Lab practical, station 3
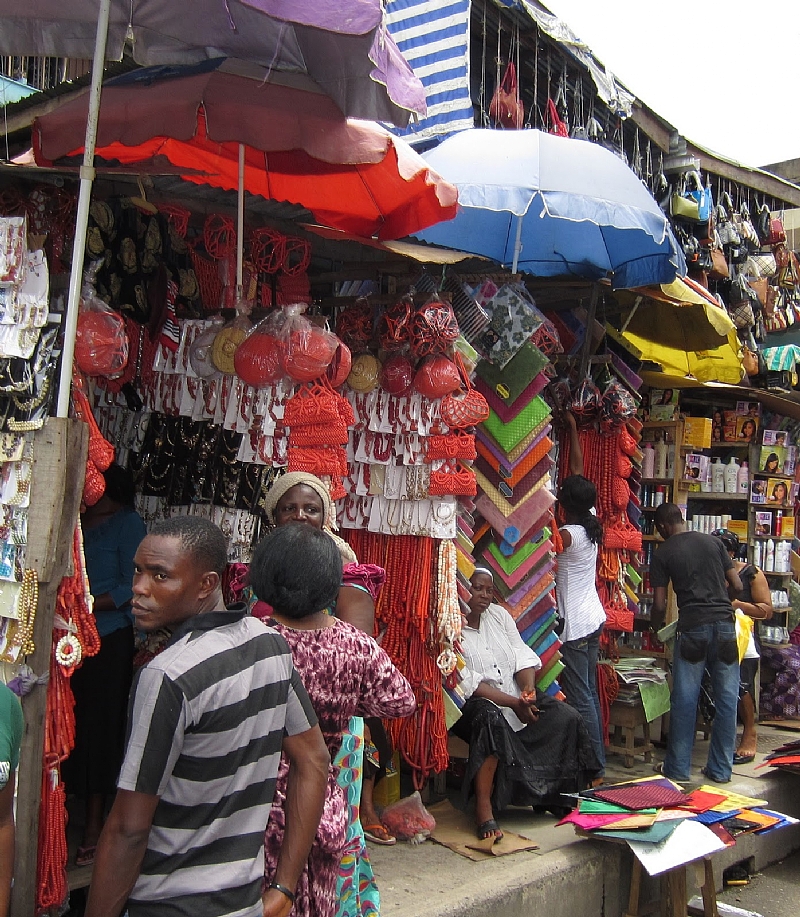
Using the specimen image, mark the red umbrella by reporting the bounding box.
[33,63,458,240]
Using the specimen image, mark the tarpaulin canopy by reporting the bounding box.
[0,0,426,125]
[33,63,458,240]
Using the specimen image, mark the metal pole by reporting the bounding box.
[55,0,112,417]
[236,143,245,299]
[510,214,523,274]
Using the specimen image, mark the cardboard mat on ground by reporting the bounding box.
[427,800,539,860]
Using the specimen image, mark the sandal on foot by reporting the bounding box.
[733,753,756,765]
[476,819,503,841]
[75,845,96,867]
[363,824,396,846]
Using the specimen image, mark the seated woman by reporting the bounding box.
[452,568,601,841]
[250,523,415,917]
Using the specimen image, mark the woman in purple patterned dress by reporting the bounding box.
[251,523,415,917]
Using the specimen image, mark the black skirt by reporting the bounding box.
[451,693,601,812]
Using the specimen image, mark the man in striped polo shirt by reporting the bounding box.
[85,516,329,917]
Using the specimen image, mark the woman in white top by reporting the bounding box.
[556,457,607,776]
[451,569,600,842]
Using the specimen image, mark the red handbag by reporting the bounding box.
[425,431,477,462]
[440,352,490,429]
[409,298,459,358]
[765,216,786,246]
[428,460,478,496]
[489,62,524,130]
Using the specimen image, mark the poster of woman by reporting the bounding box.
[736,416,759,443]
[767,479,790,505]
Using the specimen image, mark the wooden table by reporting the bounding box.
[625,855,719,917]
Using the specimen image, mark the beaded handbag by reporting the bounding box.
[73,389,115,472]
[428,460,477,497]
[284,380,343,428]
[440,352,489,429]
[425,431,477,462]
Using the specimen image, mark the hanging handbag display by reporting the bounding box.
[545,98,569,137]
[439,352,490,429]
[489,62,524,130]
[709,247,729,280]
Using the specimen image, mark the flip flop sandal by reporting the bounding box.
[363,824,396,846]
[75,845,97,867]
[733,753,756,765]
[476,819,503,841]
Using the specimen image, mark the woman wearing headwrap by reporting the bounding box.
[253,472,394,917]
[452,568,600,841]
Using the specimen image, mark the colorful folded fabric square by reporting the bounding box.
[537,657,564,690]
[476,429,553,486]
[591,820,682,845]
[693,809,740,825]
[479,288,545,368]
[518,601,557,640]
[477,470,551,519]
[482,396,551,452]
[476,487,556,547]
[506,554,554,606]
[505,570,554,618]
[677,789,727,813]
[593,784,691,811]
[483,538,553,590]
[475,371,548,422]
[476,454,554,507]
[488,537,538,575]
[492,551,553,600]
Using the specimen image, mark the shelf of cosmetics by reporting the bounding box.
[641,512,738,537]
[751,537,795,573]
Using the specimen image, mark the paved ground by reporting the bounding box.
[370,723,800,917]
[717,849,800,917]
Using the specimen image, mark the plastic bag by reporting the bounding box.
[74,262,129,378]
[189,316,225,378]
[380,354,415,396]
[380,791,436,843]
[413,355,460,400]
[570,375,601,422]
[270,303,338,383]
[234,316,287,387]
[211,301,253,375]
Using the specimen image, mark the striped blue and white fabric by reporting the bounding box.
[385,0,474,144]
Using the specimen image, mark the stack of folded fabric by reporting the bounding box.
[559,776,795,858]
[471,340,563,694]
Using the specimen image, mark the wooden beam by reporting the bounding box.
[12,418,88,917]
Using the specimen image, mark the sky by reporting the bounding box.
[542,0,800,169]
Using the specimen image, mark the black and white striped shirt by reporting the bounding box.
[118,609,317,917]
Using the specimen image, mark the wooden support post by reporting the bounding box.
[11,418,88,916]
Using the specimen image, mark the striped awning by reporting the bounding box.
[385,0,474,144]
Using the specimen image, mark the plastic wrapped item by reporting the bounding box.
[234,320,286,388]
[378,295,413,351]
[190,316,225,378]
[337,296,374,351]
[74,262,129,378]
[409,297,459,358]
[346,353,381,393]
[265,303,338,383]
[600,379,637,428]
[212,300,253,375]
[380,791,436,843]
[380,354,415,396]
[414,355,461,400]
[570,375,601,423]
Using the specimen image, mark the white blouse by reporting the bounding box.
[459,603,541,732]
[556,524,606,643]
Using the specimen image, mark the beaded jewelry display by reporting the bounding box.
[435,540,460,675]
[10,568,38,656]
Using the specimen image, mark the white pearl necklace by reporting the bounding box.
[435,539,461,675]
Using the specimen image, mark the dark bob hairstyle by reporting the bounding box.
[249,522,343,618]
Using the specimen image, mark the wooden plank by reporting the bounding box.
[12,418,88,917]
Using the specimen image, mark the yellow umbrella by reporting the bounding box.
[618,278,743,385]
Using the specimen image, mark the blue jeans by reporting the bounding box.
[560,626,606,773]
[664,619,739,782]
